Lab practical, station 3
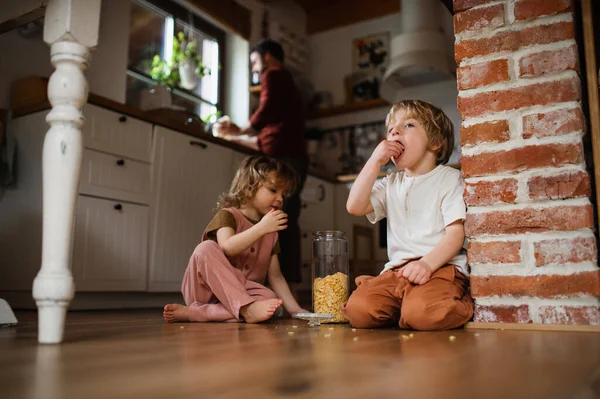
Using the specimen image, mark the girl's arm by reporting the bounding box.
[215,209,287,257]
[267,255,308,316]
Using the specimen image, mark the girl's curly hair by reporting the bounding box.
[216,156,298,210]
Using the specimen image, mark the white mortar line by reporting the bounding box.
[458,0,505,13]
[467,230,596,243]
[506,0,516,25]
[458,40,576,67]
[461,131,584,156]
[461,101,582,126]
[470,262,598,276]
[467,197,590,212]
[516,176,529,204]
[475,296,600,306]
[455,12,572,42]
[464,164,588,184]
[459,70,578,97]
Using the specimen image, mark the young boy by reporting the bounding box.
[343,100,473,331]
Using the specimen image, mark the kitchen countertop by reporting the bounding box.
[10,77,348,183]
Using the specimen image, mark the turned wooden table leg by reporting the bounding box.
[32,0,101,344]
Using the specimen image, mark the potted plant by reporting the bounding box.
[151,32,210,90]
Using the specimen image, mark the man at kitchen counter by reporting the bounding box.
[216,39,308,294]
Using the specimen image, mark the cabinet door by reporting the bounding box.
[82,104,153,162]
[148,127,234,292]
[79,149,151,204]
[298,176,336,232]
[72,196,149,291]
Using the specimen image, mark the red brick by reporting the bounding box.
[474,305,532,323]
[468,240,522,264]
[465,204,594,235]
[454,0,497,13]
[454,4,505,34]
[538,305,600,325]
[455,21,574,62]
[528,171,591,201]
[461,120,510,146]
[461,143,583,178]
[464,178,518,206]
[458,59,509,90]
[523,107,584,139]
[458,77,581,119]
[534,236,597,266]
[470,270,600,298]
[514,0,572,21]
[519,45,578,77]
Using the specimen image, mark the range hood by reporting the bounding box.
[380,0,456,102]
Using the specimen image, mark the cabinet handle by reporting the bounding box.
[114,204,123,211]
[119,115,127,122]
[302,203,307,209]
[318,184,326,201]
[116,159,125,166]
[189,141,207,149]
[302,233,308,238]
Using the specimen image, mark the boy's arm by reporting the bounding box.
[267,255,308,315]
[347,140,403,216]
[400,220,465,285]
[216,210,287,257]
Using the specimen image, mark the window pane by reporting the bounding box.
[174,21,220,105]
[128,1,167,75]
[201,38,219,104]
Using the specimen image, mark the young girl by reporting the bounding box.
[163,156,309,323]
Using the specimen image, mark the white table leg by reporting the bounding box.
[32,0,101,344]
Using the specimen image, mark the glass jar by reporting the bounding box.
[312,231,349,323]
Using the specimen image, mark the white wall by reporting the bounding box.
[307,6,461,165]
[0,0,130,109]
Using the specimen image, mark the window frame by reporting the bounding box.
[128,0,226,114]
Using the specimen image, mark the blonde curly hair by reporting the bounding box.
[385,100,454,165]
[217,156,297,210]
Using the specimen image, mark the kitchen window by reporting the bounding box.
[126,0,224,121]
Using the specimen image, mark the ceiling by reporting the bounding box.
[257,0,454,34]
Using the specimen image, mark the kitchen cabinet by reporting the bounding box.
[72,196,149,291]
[147,126,235,292]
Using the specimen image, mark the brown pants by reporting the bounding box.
[342,265,474,330]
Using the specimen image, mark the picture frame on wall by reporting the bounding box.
[347,32,390,103]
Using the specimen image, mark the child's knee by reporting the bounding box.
[192,240,222,260]
[344,295,381,329]
[401,299,469,331]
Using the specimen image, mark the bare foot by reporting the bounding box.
[163,304,190,322]
[240,299,282,323]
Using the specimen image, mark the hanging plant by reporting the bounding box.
[151,32,210,90]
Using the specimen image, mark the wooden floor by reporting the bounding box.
[1,310,599,399]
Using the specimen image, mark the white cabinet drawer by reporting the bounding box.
[73,196,149,291]
[82,104,152,162]
[79,149,150,204]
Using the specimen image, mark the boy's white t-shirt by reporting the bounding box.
[367,164,468,276]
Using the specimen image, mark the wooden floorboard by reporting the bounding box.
[1,310,599,399]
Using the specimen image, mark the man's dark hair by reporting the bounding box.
[250,39,285,63]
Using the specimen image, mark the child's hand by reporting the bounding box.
[398,260,433,285]
[370,140,404,167]
[258,209,288,234]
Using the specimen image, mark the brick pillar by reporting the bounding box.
[453,0,600,324]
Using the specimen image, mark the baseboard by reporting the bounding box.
[0,291,184,310]
[465,322,600,333]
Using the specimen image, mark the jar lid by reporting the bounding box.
[313,230,346,239]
